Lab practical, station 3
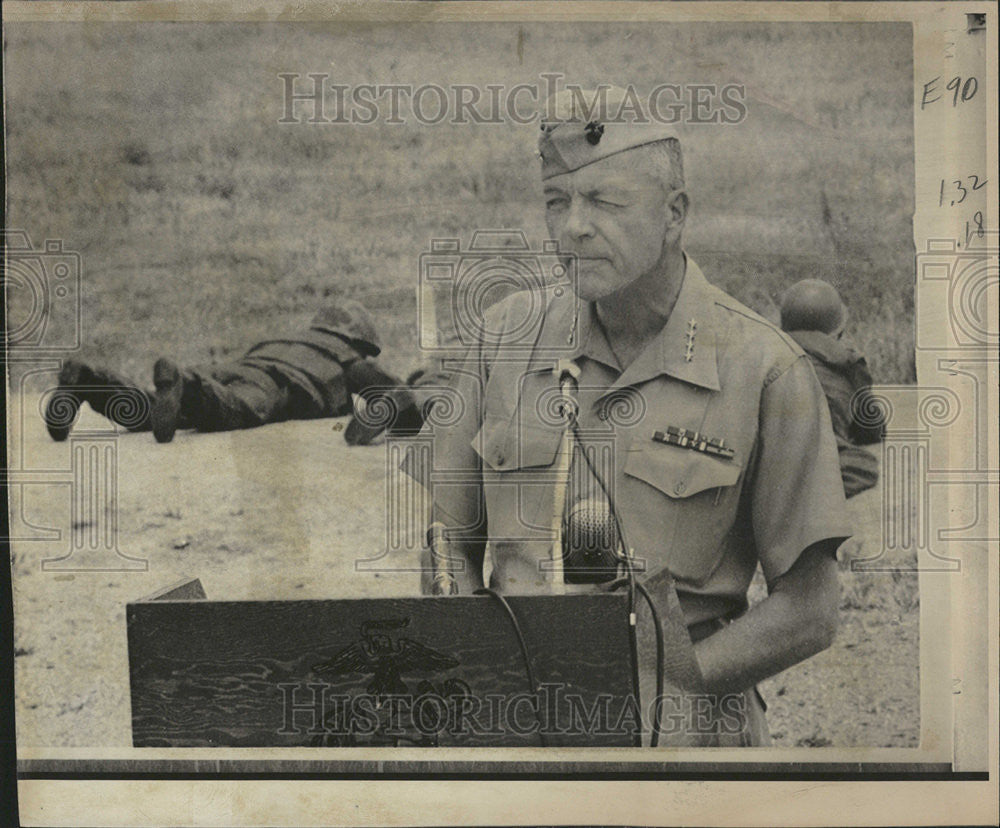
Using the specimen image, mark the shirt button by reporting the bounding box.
[674,481,686,495]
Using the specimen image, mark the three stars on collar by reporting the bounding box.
[568,309,703,369]
[550,270,719,392]
[684,319,697,363]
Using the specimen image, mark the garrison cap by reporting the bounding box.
[309,299,382,357]
[780,279,847,336]
[538,85,680,180]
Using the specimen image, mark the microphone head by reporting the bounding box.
[566,497,615,549]
[555,360,580,422]
[557,358,581,386]
[564,497,621,584]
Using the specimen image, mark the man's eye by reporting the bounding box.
[546,198,568,210]
[594,196,626,208]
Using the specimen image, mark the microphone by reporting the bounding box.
[553,360,620,583]
[563,497,622,584]
[557,359,581,419]
[427,521,459,595]
[548,360,582,594]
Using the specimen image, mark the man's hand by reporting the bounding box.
[418,546,486,595]
[343,359,424,445]
[692,540,840,695]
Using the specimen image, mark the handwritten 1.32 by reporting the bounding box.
[939,176,988,207]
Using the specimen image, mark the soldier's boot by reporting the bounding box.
[44,359,152,441]
[151,358,193,444]
[343,359,424,446]
[44,360,84,441]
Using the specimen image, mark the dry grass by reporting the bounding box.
[5,22,915,388]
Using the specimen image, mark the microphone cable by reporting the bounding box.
[570,421,637,617]
[473,588,548,747]
[606,577,666,747]
[471,368,652,747]
[573,420,667,746]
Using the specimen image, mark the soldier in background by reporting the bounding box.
[779,279,886,498]
[44,298,423,444]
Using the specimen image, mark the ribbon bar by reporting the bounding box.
[651,426,736,460]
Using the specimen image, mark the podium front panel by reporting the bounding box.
[127,586,639,748]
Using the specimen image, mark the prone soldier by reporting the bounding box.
[44,298,424,444]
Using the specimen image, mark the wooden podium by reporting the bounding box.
[127,579,642,747]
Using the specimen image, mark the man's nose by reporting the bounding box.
[563,200,595,241]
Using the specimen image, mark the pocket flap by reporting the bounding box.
[625,438,742,498]
[472,416,562,471]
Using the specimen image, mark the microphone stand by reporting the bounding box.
[427,521,459,595]
[549,360,581,595]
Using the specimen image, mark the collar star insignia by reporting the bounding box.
[684,319,697,362]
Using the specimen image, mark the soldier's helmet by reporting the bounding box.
[780,279,847,336]
[310,299,382,357]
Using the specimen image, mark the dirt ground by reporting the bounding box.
[10,394,918,749]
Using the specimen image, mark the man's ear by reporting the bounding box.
[667,189,689,227]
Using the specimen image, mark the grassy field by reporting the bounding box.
[5,21,915,385]
[6,21,919,749]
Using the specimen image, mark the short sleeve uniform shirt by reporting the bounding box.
[423,258,852,626]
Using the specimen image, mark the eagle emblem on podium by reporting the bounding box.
[310,618,470,747]
[313,618,461,698]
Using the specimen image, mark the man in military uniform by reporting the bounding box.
[44,298,424,444]
[780,279,886,498]
[413,88,851,746]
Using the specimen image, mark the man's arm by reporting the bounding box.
[696,353,850,694]
[412,353,489,595]
[692,540,840,695]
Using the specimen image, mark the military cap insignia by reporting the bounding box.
[536,86,679,180]
[584,121,605,145]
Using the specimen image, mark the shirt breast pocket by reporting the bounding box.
[474,415,560,472]
[623,440,745,584]
[472,415,562,534]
